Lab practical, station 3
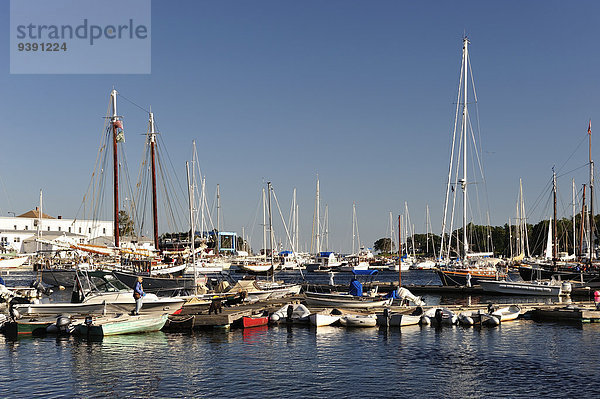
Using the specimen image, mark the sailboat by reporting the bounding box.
[238,186,277,274]
[435,37,506,286]
[518,120,600,284]
[389,213,410,272]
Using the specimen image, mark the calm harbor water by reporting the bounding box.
[1,270,599,398]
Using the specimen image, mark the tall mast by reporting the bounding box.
[316,176,320,253]
[389,211,394,255]
[148,112,159,251]
[589,120,594,263]
[508,217,513,260]
[425,206,429,255]
[37,189,43,254]
[553,169,558,263]
[262,188,267,261]
[398,215,402,286]
[580,184,587,258]
[267,182,274,280]
[325,204,329,251]
[216,184,220,256]
[461,37,469,259]
[110,90,120,248]
[186,162,197,295]
[352,202,356,255]
[572,178,576,257]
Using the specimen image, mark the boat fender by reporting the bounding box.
[420,315,431,325]
[270,314,280,322]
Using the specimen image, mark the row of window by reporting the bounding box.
[1,237,87,244]
[10,226,107,234]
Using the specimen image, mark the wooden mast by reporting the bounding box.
[110,89,120,248]
[148,112,159,251]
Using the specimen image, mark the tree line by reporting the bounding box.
[374,214,599,258]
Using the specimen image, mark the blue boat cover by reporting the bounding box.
[385,289,399,299]
[349,278,363,297]
[352,269,378,276]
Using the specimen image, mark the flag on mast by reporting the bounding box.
[588,119,592,135]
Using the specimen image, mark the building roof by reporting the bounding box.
[18,207,55,219]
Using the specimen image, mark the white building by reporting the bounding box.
[0,207,113,254]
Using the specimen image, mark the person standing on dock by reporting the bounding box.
[133,276,145,315]
[594,290,600,311]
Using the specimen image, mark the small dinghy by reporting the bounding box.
[241,315,269,328]
[422,308,458,325]
[377,307,423,327]
[479,311,500,327]
[458,312,475,326]
[491,305,521,322]
[270,303,310,324]
[309,308,342,327]
[339,313,377,328]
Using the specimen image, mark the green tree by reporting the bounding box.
[118,210,135,238]
[374,238,395,253]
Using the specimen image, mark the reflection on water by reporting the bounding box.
[2,321,600,397]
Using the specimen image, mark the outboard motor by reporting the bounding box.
[46,315,73,334]
[8,297,29,320]
[434,308,444,325]
[560,282,572,296]
[30,280,53,296]
[411,306,424,317]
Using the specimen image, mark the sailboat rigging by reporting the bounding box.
[436,37,506,286]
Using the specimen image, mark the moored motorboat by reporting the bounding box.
[478,280,570,296]
[339,313,377,327]
[304,292,392,309]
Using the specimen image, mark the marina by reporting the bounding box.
[4,1,600,397]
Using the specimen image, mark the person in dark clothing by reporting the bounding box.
[132,276,145,315]
[286,304,294,322]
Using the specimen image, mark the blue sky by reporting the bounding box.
[1,0,599,253]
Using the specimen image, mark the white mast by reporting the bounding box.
[37,189,43,254]
[216,184,220,255]
[262,187,267,261]
[352,202,356,255]
[267,182,274,281]
[573,178,576,257]
[312,175,321,254]
[460,37,469,259]
[389,211,394,255]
